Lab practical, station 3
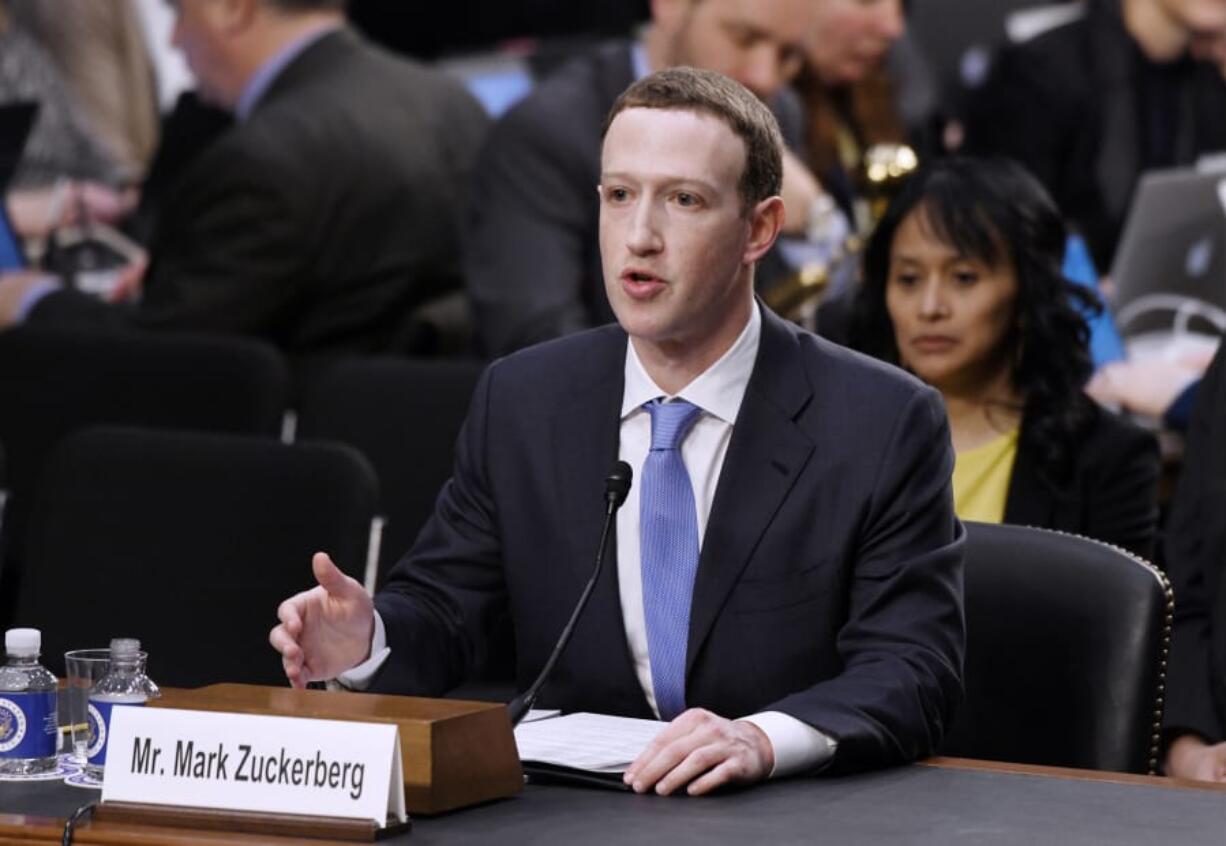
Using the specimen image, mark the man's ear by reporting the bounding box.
[742,196,785,265]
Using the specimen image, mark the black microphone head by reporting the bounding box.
[605,460,633,508]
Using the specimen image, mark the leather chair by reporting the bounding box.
[296,356,483,588]
[0,326,289,629]
[15,426,378,688]
[940,521,1173,774]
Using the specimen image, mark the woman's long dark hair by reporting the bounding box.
[850,156,1099,485]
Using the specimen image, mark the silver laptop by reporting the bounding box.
[1111,166,1226,361]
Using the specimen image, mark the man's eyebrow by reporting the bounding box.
[600,171,720,194]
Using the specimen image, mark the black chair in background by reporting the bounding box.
[0,326,290,628]
[15,426,378,687]
[296,357,483,588]
[941,521,1173,774]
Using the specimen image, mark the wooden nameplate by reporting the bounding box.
[151,684,523,815]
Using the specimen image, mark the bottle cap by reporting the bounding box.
[109,637,141,659]
[5,628,41,656]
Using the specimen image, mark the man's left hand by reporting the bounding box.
[624,708,774,796]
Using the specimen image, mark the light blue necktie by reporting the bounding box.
[640,398,703,721]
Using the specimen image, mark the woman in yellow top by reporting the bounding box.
[851,157,1160,558]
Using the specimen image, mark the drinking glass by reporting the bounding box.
[63,649,110,764]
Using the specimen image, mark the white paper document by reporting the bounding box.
[513,712,665,774]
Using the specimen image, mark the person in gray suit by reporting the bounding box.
[0,0,488,357]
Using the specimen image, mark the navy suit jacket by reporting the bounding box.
[373,308,966,771]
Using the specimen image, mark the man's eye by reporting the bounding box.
[606,188,630,202]
[674,192,699,207]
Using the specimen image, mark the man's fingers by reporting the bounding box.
[312,551,359,598]
[268,623,300,659]
[628,729,710,793]
[686,757,745,796]
[652,743,726,795]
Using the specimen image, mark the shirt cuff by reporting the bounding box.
[334,610,390,690]
[14,276,62,322]
[738,711,837,778]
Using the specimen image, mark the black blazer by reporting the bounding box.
[961,0,1226,268]
[1004,403,1161,560]
[31,29,489,356]
[371,308,966,772]
[1165,344,1226,742]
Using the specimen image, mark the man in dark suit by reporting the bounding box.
[0,0,488,356]
[960,0,1226,269]
[1164,341,1226,781]
[272,68,964,793]
[463,0,831,357]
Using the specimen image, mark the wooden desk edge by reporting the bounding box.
[922,756,1226,793]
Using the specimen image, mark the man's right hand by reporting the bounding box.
[269,552,376,688]
[1165,735,1226,782]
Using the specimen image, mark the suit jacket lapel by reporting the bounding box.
[686,309,815,676]
[546,329,644,701]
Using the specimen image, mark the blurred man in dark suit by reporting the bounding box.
[0,0,488,357]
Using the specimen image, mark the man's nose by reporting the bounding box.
[627,202,663,255]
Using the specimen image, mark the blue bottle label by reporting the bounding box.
[0,691,57,759]
[87,699,146,767]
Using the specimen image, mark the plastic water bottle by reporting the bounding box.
[85,638,159,781]
[0,628,59,775]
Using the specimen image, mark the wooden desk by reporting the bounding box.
[4,757,1226,845]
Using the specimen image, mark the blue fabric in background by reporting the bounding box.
[1063,234,1126,367]
[0,206,25,271]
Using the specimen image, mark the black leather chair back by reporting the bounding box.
[15,426,377,687]
[0,327,289,628]
[941,522,1172,774]
[296,357,482,587]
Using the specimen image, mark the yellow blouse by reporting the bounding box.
[952,429,1020,524]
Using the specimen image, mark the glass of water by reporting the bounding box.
[63,649,110,764]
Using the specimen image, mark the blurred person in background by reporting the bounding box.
[851,157,1161,558]
[793,0,911,224]
[0,0,135,244]
[0,0,488,358]
[959,0,1226,270]
[463,0,830,357]
[7,0,161,184]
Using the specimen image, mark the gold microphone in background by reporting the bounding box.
[764,143,917,323]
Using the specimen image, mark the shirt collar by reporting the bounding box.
[621,300,762,425]
[235,23,339,121]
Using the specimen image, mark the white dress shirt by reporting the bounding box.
[343,303,834,776]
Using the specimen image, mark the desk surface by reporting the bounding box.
[4,758,1226,845]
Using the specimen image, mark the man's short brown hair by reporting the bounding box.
[601,66,784,209]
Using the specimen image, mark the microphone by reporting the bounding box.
[506,461,632,726]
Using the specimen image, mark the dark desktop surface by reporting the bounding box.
[5,760,1226,845]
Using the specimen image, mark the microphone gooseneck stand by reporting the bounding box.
[506,461,632,727]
